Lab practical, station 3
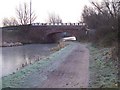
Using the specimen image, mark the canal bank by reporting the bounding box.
[1,42,118,88]
[2,42,80,88]
[1,43,57,77]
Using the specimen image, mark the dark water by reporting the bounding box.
[1,44,56,77]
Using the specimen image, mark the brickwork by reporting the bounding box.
[2,24,87,43]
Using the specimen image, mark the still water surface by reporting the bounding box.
[1,44,56,77]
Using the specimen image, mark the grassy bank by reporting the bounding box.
[88,44,118,88]
[2,42,77,88]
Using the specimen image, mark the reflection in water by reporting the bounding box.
[1,44,56,77]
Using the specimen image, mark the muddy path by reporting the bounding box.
[37,43,90,88]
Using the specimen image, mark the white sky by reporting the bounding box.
[0,0,102,27]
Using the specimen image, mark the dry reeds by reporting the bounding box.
[50,41,67,51]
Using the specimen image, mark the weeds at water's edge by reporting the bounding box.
[50,41,69,52]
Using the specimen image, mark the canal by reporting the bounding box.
[1,44,56,77]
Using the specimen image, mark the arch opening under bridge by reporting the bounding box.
[46,31,77,43]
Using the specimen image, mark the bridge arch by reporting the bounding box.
[45,30,79,43]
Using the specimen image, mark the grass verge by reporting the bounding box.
[88,44,119,88]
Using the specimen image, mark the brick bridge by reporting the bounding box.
[2,23,88,43]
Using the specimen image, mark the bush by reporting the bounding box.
[50,41,67,51]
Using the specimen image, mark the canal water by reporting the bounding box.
[1,44,56,78]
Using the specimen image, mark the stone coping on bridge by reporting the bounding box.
[31,22,85,26]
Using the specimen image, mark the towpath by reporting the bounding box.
[37,43,90,88]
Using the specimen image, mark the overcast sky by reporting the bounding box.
[0,0,102,26]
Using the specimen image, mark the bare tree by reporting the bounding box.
[2,17,18,27]
[82,0,119,45]
[47,13,62,24]
[16,2,37,25]
[91,0,119,19]
[82,0,119,28]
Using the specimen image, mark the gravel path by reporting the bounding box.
[2,42,90,88]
